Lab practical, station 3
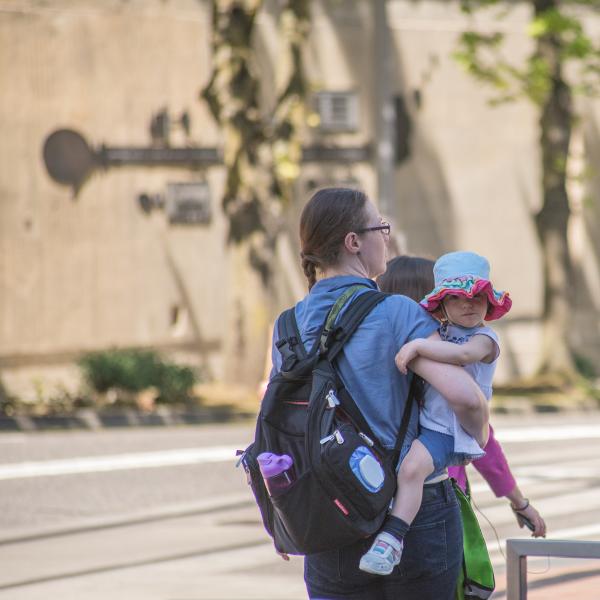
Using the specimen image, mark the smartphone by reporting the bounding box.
[516,512,535,532]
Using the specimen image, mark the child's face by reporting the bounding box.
[442,293,488,328]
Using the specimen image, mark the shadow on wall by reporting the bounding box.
[315,2,456,257]
[256,3,456,275]
[583,112,600,279]
[391,55,456,258]
[572,111,600,367]
[394,124,456,258]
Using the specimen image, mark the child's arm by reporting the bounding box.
[396,332,496,374]
[410,357,489,447]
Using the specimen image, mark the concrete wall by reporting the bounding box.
[1,0,599,402]
[0,0,269,400]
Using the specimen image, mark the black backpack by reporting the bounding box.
[238,285,417,555]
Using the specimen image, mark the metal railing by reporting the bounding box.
[506,538,600,599]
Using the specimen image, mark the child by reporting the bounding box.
[360,250,512,575]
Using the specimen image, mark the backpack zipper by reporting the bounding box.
[326,389,340,408]
[359,432,375,447]
[319,429,345,445]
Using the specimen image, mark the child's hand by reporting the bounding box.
[395,340,421,374]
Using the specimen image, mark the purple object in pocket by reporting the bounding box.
[257,452,295,496]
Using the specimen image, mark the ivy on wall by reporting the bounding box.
[202,0,311,284]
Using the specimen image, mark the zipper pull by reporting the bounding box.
[320,433,335,445]
[334,430,344,444]
[359,432,375,447]
[326,390,340,408]
[235,450,247,468]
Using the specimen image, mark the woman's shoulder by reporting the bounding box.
[380,292,424,313]
[378,294,438,341]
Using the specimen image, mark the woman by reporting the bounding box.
[378,255,546,538]
[270,188,489,599]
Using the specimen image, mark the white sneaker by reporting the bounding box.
[359,531,404,576]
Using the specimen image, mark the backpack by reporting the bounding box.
[238,285,417,555]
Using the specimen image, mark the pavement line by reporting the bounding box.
[0,446,241,480]
[0,538,270,590]
[0,435,27,444]
[486,521,600,562]
[495,425,600,443]
[0,492,254,545]
[511,466,600,479]
[1,423,599,481]
[470,467,600,494]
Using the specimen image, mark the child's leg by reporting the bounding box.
[390,439,435,524]
[359,440,435,576]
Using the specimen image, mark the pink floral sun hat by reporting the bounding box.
[420,251,512,321]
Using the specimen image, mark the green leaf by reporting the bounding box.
[527,9,581,39]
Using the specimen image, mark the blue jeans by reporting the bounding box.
[304,478,462,600]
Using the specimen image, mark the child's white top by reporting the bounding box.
[419,323,500,457]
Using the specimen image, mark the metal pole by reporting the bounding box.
[506,538,600,600]
[506,540,527,600]
[373,0,395,217]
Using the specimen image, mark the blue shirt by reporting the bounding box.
[271,275,437,453]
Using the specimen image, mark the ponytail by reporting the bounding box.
[301,254,319,290]
[299,188,368,290]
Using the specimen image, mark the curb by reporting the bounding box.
[0,396,594,433]
[0,406,255,432]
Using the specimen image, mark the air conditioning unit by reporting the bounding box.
[314,91,359,133]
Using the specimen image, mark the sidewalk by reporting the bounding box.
[494,563,600,598]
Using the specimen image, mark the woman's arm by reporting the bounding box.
[410,357,489,447]
[396,335,496,374]
[472,427,546,538]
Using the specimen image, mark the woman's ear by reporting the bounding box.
[343,231,361,255]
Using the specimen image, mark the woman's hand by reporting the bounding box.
[276,550,290,561]
[512,501,547,538]
[395,340,422,374]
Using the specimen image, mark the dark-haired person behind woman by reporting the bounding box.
[378,255,546,538]
[269,189,489,599]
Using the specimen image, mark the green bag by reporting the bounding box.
[454,479,495,600]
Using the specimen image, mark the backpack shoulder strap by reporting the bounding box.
[324,289,420,459]
[338,370,419,461]
[392,375,420,460]
[275,307,307,371]
[319,284,372,354]
[326,289,388,362]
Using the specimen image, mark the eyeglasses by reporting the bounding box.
[356,221,391,236]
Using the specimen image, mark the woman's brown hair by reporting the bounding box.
[377,255,435,302]
[299,188,369,290]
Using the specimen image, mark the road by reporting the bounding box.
[1,412,600,599]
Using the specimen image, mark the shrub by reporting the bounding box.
[574,352,597,380]
[79,349,199,404]
[156,362,197,404]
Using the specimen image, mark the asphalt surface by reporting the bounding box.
[1,413,600,599]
